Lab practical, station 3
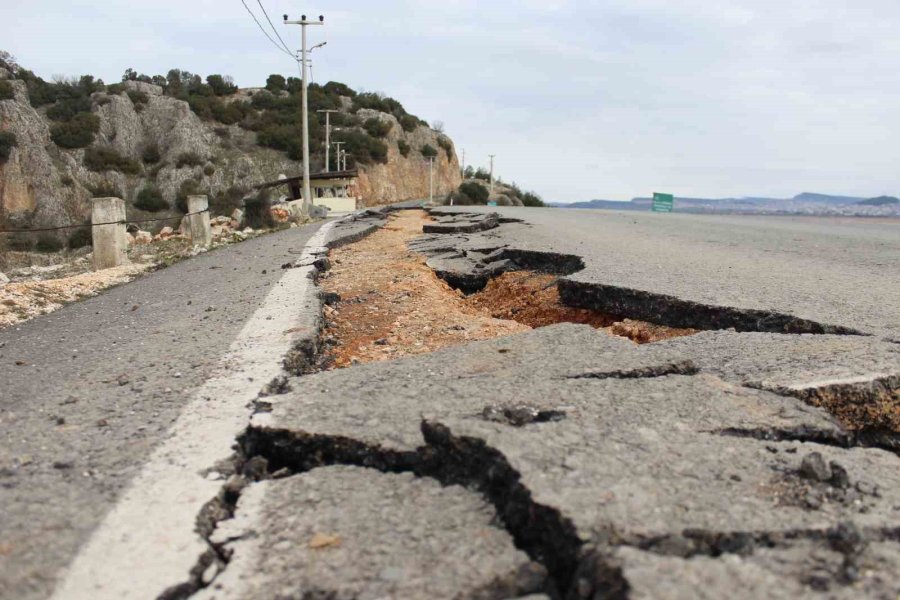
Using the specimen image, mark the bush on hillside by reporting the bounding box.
[35,233,64,253]
[67,226,92,249]
[335,130,388,165]
[84,146,141,174]
[363,117,392,138]
[0,80,16,100]
[134,186,168,212]
[265,74,286,92]
[436,136,452,157]
[420,143,438,159]
[127,89,149,111]
[175,151,204,168]
[243,191,275,229]
[323,81,356,97]
[6,233,34,251]
[175,179,205,213]
[206,74,237,96]
[459,181,489,204]
[86,180,123,198]
[397,139,410,157]
[50,112,100,148]
[141,142,161,164]
[210,185,248,216]
[0,131,16,161]
[399,114,418,132]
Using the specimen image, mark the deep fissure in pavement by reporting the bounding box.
[238,422,595,599]
[318,210,697,370]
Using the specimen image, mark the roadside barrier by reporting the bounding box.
[0,196,213,270]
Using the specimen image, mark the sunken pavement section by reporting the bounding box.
[193,208,900,600]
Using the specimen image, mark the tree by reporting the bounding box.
[421,144,438,158]
[206,74,237,96]
[266,74,286,93]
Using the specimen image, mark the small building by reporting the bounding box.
[258,170,360,214]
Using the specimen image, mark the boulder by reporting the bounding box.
[158,226,175,238]
[133,230,153,245]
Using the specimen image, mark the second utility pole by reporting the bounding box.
[318,109,339,172]
[488,154,495,194]
[284,13,324,216]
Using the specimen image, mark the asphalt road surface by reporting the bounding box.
[2,207,899,600]
[0,221,323,600]
[437,207,900,341]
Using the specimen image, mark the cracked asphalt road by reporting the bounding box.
[2,206,899,600]
[431,207,900,340]
[0,222,322,600]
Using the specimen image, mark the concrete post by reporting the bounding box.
[91,197,128,270]
[187,195,212,247]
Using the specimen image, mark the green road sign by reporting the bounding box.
[652,192,674,212]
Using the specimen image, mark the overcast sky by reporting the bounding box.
[2,1,899,202]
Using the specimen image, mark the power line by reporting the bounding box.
[256,0,293,55]
[240,0,294,58]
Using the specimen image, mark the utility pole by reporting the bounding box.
[428,156,435,204]
[332,141,345,171]
[284,13,324,216]
[488,154,495,194]
[318,109,339,172]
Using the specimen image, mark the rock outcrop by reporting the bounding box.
[0,75,460,232]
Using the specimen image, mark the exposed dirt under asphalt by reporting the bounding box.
[320,210,696,369]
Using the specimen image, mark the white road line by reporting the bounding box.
[50,221,335,600]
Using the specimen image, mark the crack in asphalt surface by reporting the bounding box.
[3,206,899,600]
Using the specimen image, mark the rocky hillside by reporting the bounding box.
[0,63,460,242]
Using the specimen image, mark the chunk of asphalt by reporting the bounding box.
[200,466,547,600]
[422,212,500,234]
[246,324,900,595]
[608,536,900,599]
[655,331,900,434]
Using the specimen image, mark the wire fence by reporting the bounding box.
[0,209,209,235]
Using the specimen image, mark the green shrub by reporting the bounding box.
[437,136,452,156]
[134,185,168,212]
[243,191,275,229]
[67,226,92,249]
[474,167,490,181]
[459,181,489,204]
[397,139,410,157]
[50,112,100,148]
[175,151,204,168]
[203,164,215,176]
[257,124,302,160]
[335,130,388,165]
[0,131,16,161]
[214,126,230,138]
[175,179,205,212]
[84,146,141,174]
[61,174,74,186]
[46,96,92,121]
[364,117,392,138]
[520,191,545,207]
[206,74,237,96]
[86,181,122,198]
[210,185,248,216]
[6,233,34,251]
[420,144,438,159]
[399,115,418,132]
[0,80,14,100]
[141,142,161,164]
[35,234,64,253]
[323,81,356,97]
[127,89,149,109]
[265,74,286,92]
[106,83,125,95]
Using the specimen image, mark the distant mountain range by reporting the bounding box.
[552,193,900,216]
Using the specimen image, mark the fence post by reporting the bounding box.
[91,197,128,270]
[187,195,212,247]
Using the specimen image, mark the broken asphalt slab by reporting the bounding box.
[239,324,900,597]
[426,207,900,341]
[198,466,547,600]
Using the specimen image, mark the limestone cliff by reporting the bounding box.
[0,75,460,233]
